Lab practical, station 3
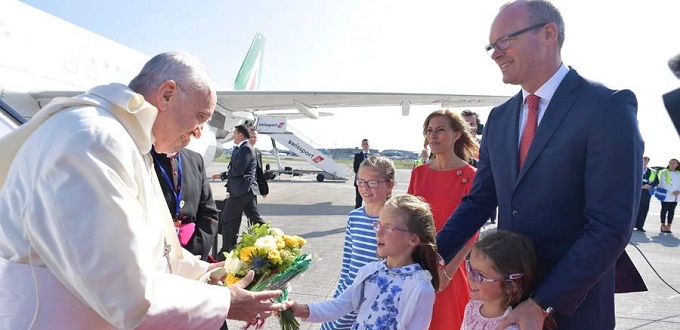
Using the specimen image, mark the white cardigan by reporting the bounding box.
[658,170,680,202]
[0,84,230,329]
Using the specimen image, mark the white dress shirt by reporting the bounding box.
[518,63,570,146]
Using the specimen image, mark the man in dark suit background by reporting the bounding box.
[437,1,644,329]
[352,138,370,208]
[151,146,219,261]
[249,129,269,199]
[217,124,264,257]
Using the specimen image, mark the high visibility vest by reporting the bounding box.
[658,169,674,185]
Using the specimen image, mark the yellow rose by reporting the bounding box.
[268,250,282,264]
[239,246,256,263]
[225,273,241,286]
[296,236,307,246]
[276,237,286,249]
[283,235,298,248]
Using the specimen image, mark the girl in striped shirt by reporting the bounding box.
[321,155,396,330]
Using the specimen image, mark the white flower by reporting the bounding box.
[269,228,284,237]
[254,235,278,251]
[224,253,245,273]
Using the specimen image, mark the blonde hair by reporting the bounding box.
[359,155,396,199]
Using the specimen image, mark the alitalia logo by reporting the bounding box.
[234,33,265,91]
[246,53,261,91]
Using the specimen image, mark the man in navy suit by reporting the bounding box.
[218,124,263,256]
[352,138,370,208]
[437,1,644,329]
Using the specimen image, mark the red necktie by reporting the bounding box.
[519,94,540,169]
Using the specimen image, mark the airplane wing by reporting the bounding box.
[29,89,509,144]
[215,91,509,119]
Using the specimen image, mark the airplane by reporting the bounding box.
[0,0,510,181]
[0,98,25,137]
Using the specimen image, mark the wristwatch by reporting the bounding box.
[530,293,554,317]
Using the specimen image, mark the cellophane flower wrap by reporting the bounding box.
[222,222,312,330]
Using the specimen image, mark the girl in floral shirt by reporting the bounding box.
[287,194,439,329]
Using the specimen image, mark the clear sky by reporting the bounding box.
[18,0,680,166]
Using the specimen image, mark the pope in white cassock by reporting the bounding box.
[0,52,283,329]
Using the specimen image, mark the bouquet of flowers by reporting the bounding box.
[222,222,312,330]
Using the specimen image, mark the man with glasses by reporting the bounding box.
[437,1,644,329]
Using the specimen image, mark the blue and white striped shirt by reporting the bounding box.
[321,206,379,330]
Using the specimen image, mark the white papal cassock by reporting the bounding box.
[0,84,230,329]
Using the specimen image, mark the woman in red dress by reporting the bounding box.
[408,109,479,330]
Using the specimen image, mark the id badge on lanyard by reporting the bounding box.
[152,151,184,234]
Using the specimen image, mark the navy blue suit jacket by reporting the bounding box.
[227,141,260,198]
[353,151,368,174]
[437,69,644,329]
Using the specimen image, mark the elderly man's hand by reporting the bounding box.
[226,270,285,322]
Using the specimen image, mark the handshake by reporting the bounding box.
[206,266,288,324]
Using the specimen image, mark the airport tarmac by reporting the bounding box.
[207,163,680,330]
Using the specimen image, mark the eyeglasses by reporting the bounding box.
[485,22,548,56]
[372,222,410,236]
[465,260,524,284]
[356,179,388,188]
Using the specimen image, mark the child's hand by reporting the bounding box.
[286,300,310,318]
[437,267,453,292]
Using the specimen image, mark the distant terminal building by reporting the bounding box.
[380,149,418,160]
[258,147,417,160]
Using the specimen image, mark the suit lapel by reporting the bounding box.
[502,93,523,187]
[517,69,581,184]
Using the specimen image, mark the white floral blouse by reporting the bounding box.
[308,260,435,330]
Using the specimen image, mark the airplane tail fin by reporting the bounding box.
[233,33,265,91]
